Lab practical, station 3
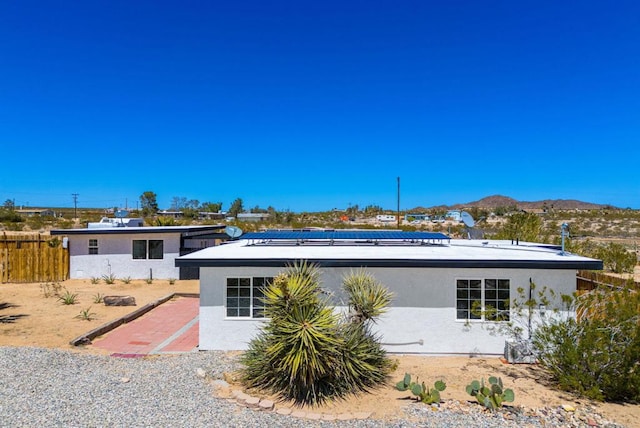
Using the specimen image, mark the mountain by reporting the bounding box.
[446,195,613,211]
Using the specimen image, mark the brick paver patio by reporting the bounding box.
[91,296,199,356]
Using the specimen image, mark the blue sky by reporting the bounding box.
[1,1,638,212]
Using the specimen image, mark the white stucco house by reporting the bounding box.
[51,224,227,280]
[175,230,602,356]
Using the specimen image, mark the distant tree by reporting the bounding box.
[494,211,542,243]
[200,202,222,213]
[3,199,15,209]
[140,191,159,217]
[170,196,188,210]
[229,198,244,218]
[250,205,268,213]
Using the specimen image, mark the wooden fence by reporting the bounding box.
[0,233,69,283]
[577,269,640,291]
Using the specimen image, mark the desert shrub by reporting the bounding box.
[240,261,393,405]
[594,242,637,274]
[40,282,63,298]
[533,286,640,402]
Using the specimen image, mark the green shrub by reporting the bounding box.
[533,286,640,402]
[90,277,100,285]
[120,276,132,284]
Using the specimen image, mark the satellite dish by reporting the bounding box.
[225,225,243,238]
[115,210,129,218]
[461,211,475,227]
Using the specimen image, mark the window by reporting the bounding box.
[226,277,272,318]
[132,240,147,259]
[148,240,163,259]
[88,239,98,255]
[132,240,164,260]
[456,278,510,321]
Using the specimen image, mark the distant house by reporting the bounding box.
[236,213,270,222]
[16,208,56,217]
[51,223,227,280]
[376,214,397,223]
[176,230,602,356]
[445,210,462,222]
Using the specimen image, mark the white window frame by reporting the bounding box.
[455,278,510,322]
[225,276,272,319]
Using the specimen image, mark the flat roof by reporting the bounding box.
[176,238,603,270]
[51,225,226,236]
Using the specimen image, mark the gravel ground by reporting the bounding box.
[0,347,626,428]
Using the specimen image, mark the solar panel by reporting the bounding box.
[239,230,449,241]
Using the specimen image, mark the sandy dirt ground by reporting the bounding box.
[1,279,639,427]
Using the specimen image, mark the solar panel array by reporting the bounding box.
[239,230,450,241]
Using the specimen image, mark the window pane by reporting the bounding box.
[456,289,468,299]
[485,279,496,289]
[227,288,238,297]
[486,279,510,321]
[240,278,250,286]
[226,307,238,317]
[457,309,468,319]
[239,297,250,308]
[132,240,147,259]
[89,248,98,255]
[470,280,481,288]
[239,308,250,317]
[227,278,239,287]
[470,289,481,300]
[148,240,163,259]
[457,279,468,289]
[226,297,238,308]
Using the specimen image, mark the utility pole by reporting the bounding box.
[72,193,79,219]
[397,176,400,229]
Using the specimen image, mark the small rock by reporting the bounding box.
[212,379,229,388]
[196,368,206,378]
[275,407,292,416]
[305,412,321,420]
[120,377,130,383]
[561,404,576,412]
[291,410,306,418]
[245,396,260,408]
[103,296,136,306]
[258,399,274,411]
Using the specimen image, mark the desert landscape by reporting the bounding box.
[1,278,639,427]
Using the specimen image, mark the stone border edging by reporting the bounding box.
[69,293,198,346]
[229,388,372,421]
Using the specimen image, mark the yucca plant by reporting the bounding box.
[343,269,394,323]
[58,289,78,305]
[240,261,393,406]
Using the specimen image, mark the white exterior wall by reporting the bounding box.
[67,233,182,279]
[198,266,577,355]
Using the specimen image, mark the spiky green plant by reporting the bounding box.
[93,293,104,304]
[102,273,116,285]
[120,276,132,284]
[240,261,393,406]
[343,269,394,323]
[75,307,97,321]
[58,289,78,305]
